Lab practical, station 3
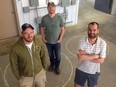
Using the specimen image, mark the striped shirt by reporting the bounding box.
[77,37,107,74]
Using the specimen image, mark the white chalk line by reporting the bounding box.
[0,63,10,87]
[3,63,10,87]
[62,53,73,87]
[66,35,85,57]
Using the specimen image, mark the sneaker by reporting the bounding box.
[55,68,60,75]
[48,65,54,72]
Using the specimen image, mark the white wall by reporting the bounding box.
[87,0,95,3]
[111,0,116,14]
[15,0,80,34]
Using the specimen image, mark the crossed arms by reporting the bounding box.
[77,49,105,64]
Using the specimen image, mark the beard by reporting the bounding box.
[88,33,98,39]
[49,10,55,14]
[23,36,34,43]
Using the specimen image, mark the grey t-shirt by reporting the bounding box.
[41,14,64,44]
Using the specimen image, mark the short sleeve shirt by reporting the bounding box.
[41,14,64,44]
[77,37,107,74]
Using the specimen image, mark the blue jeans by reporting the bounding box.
[46,43,61,69]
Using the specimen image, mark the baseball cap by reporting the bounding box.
[21,23,34,31]
[47,1,56,7]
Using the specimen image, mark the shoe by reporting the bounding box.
[48,65,54,72]
[55,68,60,75]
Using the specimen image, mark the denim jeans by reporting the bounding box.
[46,43,61,69]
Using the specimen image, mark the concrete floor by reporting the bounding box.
[0,0,116,87]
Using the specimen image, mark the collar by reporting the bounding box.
[86,37,99,45]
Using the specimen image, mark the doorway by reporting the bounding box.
[0,0,18,40]
[94,0,113,14]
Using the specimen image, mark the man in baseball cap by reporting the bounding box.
[41,1,65,75]
[21,23,34,32]
[47,1,56,7]
[10,23,47,87]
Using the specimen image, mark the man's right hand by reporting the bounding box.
[42,38,47,43]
